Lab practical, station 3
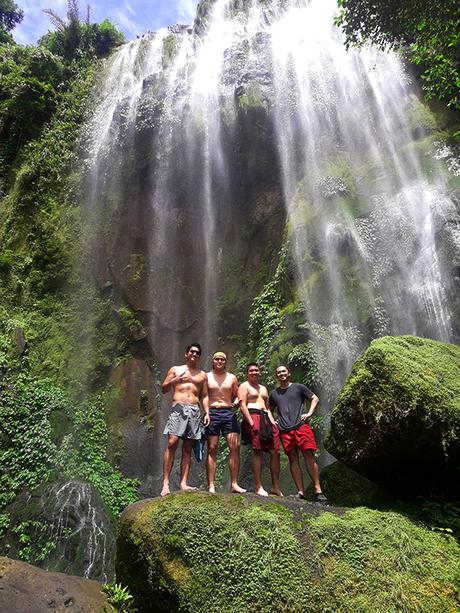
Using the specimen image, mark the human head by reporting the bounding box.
[185,343,202,358]
[246,362,260,380]
[212,351,227,371]
[275,365,291,385]
[245,362,260,374]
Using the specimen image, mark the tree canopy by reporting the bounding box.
[0,0,23,33]
[336,0,460,110]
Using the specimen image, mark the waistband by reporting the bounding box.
[209,406,234,411]
[172,402,200,410]
[248,408,266,414]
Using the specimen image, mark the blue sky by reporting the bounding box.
[13,0,199,45]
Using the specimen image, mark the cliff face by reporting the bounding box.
[0,0,459,580]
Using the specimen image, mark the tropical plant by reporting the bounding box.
[335,0,460,110]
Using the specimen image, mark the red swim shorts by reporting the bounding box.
[279,422,317,454]
[242,412,280,452]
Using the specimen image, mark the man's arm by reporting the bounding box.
[231,375,239,404]
[201,376,210,426]
[161,367,180,394]
[302,393,319,420]
[237,383,253,427]
[263,388,278,426]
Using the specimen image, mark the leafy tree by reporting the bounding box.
[42,0,124,61]
[0,0,23,33]
[336,0,460,110]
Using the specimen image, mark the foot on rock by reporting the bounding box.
[270,489,284,497]
[256,487,269,497]
[160,486,170,497]
[231,485,247,494]
[313,492,328,504]
[180,485,199,492]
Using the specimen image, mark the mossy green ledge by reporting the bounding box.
[116,492,460,613]
[324,335,460,500]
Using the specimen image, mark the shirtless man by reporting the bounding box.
[238,363,282,497]
[160,343,208,497]
[205,351,246,494]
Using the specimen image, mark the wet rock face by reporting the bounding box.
[2,480,115,582]
[325,335,460,500]
[0,557,107,613]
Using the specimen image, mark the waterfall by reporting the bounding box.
[79,0,460,483]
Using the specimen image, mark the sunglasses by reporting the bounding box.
[189,350,201,355]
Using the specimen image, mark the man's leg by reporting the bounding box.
[161,435,180,496]
[287,448,305,496]
[179,438,198,491]
[206,435,219,493]
[252,450,268,496]
[302,450,322,494]
[225,432,246,493]
[268,449,282,496]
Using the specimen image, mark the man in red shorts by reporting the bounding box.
[269,365,327,503]
[238,363,282,497]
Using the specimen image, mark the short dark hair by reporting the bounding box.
[275,365,289,374]
[246,362,260,373]
[186,343,202,355]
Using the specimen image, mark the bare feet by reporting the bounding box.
[208,485,216,494]
[256,487,269,497]
[231,484,247,494]
[160,484,170,497]
[180,484,199,492]
[270,489,284,497]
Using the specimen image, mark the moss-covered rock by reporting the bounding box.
[325,335,460,499]
[116,492,460,613]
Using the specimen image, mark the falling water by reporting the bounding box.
[79,0,460,482]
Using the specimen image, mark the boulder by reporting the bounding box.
[305,460,397,508]
[0,556,107,613]
[325,335,460,499]
[116,492,460,613]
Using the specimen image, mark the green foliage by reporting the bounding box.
[102,582,136,612]
[336,0,460,110]
[0,44,64,171]
[0,378,64,507]
[0,377,138,519]
[41,0,124,61]
[10,519,56,563]
[40,20,125,61]
[54,390,139,518]
[0,0,23,33]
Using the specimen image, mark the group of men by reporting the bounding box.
[160,343,327,503]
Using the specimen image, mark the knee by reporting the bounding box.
[208,443,218,458]
[167,439,179,451]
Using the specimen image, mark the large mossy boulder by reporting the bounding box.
[116,492,460,613]
[324,335,460,499]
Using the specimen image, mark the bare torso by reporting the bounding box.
[167,364,207,404]
[207,371,238,407]
[241,381,268,409]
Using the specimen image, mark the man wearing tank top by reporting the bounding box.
[239,363,282,497]
[269,365,327,503]
[205,351,246,494]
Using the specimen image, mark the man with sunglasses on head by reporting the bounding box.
[160,343,208,497]
[205,351,246,494]
[269,365,327,503]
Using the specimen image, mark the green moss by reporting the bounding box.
[405,93,440,133]
[117,494,315,612]
[305,507,460,612]
[117,494,460,613]
[237,82,267,112]
[325,335,460,499]
[162,34,180,68]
